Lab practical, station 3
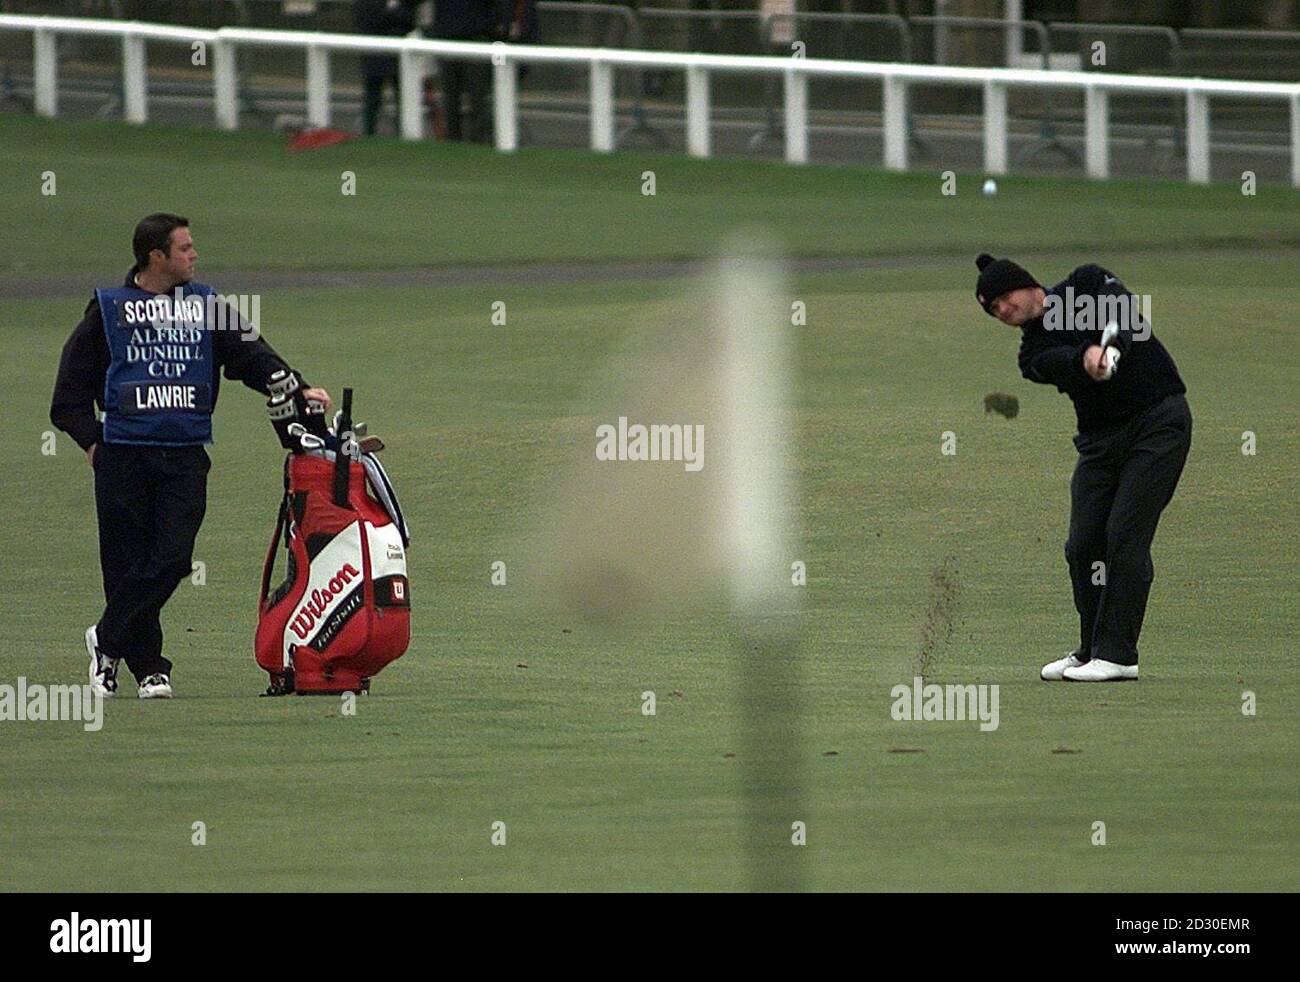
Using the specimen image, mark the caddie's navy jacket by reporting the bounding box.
[51,268,299,451]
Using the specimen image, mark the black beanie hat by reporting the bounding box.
[975,253,1040,314]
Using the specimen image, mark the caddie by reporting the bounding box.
[50,214,330,699]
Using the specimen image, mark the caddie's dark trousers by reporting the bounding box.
[93,443,210,682]
[1066,393,1192,665]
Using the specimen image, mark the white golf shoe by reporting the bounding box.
[86,625,119,697]
[1063,658,1138,682]
[1040,650,1085,681]
[138,673,173,699]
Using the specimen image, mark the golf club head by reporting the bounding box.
[330,412,367,440]
[267,392,301,450]
[267,369,300,400]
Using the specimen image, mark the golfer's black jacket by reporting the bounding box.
[1018,264,1186,434]
[50,269,299,450]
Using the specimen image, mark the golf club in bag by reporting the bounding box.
[256,376,411,695]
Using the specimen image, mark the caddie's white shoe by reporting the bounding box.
[138,673,173,699]
[1040,650,1085,681]
[1063,658,1138,682]
[86,625,119,697]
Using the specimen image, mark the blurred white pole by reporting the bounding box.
[213,40,238,130]
[493,57,517,152]
[715,250,794,617]
[717,244,802,892]
[399,48,423,139]
[883,75,907,171]
[983,80,1007,175]
[1186,90,1210,183]
[33,29,57,117]
[590,61,614,152]
[122,33,147,124]
[1084,86,1109,179]
[686,65,710,158]
[306,45,330,128]
[783,69,807,164]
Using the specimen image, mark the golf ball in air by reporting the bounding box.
[982,179,998,196]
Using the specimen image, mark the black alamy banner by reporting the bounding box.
[5,892,1281,969]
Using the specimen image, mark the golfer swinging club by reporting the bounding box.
[50,214,330,699]
[974,254,1192,682]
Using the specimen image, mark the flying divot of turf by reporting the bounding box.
[983,392,1020,419]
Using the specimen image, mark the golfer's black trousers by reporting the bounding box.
[1066,393,1192,666]
[93,443,210,682]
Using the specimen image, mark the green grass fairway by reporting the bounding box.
[1,117,1296,891]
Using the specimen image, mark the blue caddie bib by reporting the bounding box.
[98,283,217,446]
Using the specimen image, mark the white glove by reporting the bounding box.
[1101,346,1120,380]
[1098,322,1121,381]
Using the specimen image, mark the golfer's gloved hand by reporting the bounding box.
[1082,345,1114,381]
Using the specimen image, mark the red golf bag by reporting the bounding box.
[255,448,410,695]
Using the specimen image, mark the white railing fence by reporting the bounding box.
[2,14,1298,186]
